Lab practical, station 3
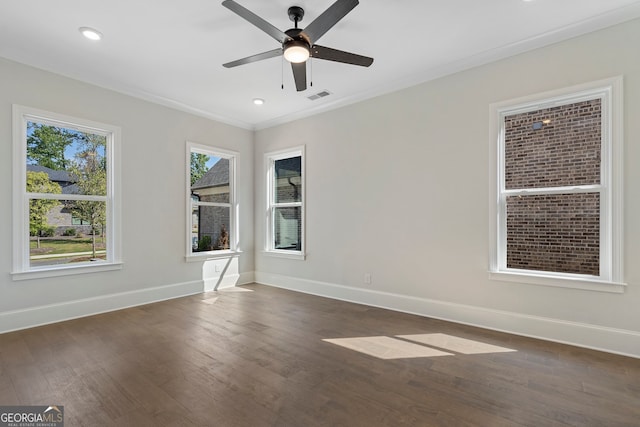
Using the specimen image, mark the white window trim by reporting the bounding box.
[12,105,122,280]
[489,77,625,293]
[264,146,306,260]
[185,141,240,261]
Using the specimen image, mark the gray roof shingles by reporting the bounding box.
[191,159,229,190]
[26,164,78,194]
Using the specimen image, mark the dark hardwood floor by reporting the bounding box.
[1,284,639,426]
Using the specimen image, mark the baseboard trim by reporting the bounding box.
[254,271,640,359]
[204,271,255,291]
[238,271,255,285]
[0,280,203,334]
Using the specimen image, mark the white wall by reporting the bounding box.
[254,19,640,357]
[0,57,254,332]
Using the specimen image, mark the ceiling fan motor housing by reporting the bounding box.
[285,28,310,47]
[283,28,310,63]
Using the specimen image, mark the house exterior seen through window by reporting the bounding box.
[187,142,237,257]
[490,78,624,292]
[12,105,121,279]
[265,147,305,259]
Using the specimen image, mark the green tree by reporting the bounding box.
[27,122,75,170]
[68,133,107,259]
[190,153,210,185]
[27,171,62,249]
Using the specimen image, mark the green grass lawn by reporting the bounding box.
[30,237,106,255]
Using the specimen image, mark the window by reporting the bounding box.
[12,105,121,279]
[489,78,624,292]
[186,142,237,258]
[265,147,305,259]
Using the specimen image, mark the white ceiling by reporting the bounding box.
[2,0,640,130]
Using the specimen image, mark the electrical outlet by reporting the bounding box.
[364,273,372,285]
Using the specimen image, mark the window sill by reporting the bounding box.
[263,250,306,261]
[185,250,241,262]
[12,262,123,281]
[489,270,626,293]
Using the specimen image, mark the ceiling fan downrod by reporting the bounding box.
[288,6,304,29]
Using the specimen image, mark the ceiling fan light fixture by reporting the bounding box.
[283,41,310,63]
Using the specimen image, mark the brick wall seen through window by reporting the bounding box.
[503,99,601,275]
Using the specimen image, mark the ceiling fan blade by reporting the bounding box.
[291,62,307,92]
[222,0,291,44]
[311,45,373,67]
[302,0,359,43]
[223,48,282,68]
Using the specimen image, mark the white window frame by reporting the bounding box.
[185,141,239,261]
[12,105,122,280]
[489,77,625,293]
[264,146,305,260]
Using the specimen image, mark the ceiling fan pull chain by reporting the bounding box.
[281,56,284,89]
[310,58,313,87]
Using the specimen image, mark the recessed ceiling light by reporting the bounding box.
[79,27,103,41]
[253,98,265,106]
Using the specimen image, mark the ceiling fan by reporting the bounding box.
[221,0,374,92]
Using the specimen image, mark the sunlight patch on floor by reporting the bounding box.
[202,286,254,303]
[323,336,453,359]
[218,287,254,293]
[324,333,516,359]
[397,333,517,354]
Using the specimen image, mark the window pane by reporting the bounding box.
[192,205,230,252]
[26,122,107,196]
[191,156,230,203]
[191,205,200,251]
[504,99,601,190]
[274,206,301,251]
[506,193,600,275]
[29,199,107,267]
[274,156,302,203]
